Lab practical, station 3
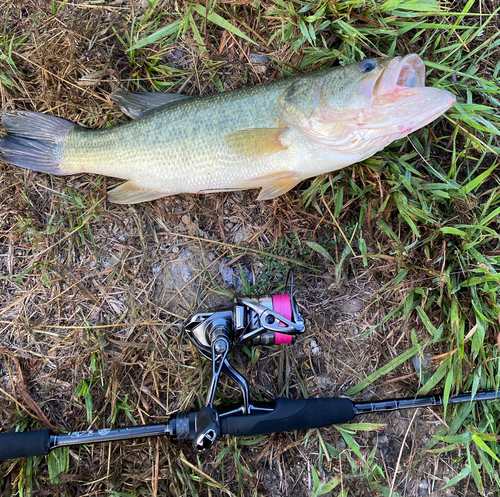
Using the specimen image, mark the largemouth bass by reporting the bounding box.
[0,55,455,204]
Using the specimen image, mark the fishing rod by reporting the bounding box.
[0,293,498,462]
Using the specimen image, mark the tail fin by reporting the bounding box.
[0,110,76,175]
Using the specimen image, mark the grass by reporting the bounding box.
[0,0,499,496]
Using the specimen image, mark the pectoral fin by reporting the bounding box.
[107,181,171,204]
[225,128,287,157]
[110,90,191,119]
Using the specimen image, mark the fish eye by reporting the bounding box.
[359,59,376,74]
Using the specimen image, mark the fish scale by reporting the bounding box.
[0,55,455,204]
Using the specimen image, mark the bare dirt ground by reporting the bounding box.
[0,1,498,496]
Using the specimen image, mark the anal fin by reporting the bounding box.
[107,181,171,204]
[198,171,300,200]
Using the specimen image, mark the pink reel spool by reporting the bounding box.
[272,294,293,345]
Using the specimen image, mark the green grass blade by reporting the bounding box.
[346,343,421,395]
[443,466,471,489]
[192,4,258,46]
[128,20,182,51]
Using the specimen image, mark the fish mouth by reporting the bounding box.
[371,54,455,109]
[355,54,455,131]
[374,54,426,96]
[296,54,456,156]
[355,54,427,102]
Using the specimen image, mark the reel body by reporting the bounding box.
[185,294,305,355]
[183,294,305,450]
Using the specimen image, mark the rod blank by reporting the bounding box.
[353,390,500,415]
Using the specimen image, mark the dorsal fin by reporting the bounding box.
[110,90,191,119]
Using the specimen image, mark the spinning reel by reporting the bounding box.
[183,294,305,450]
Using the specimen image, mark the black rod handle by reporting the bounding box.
[0,429,52,461]
[220,398,355,437]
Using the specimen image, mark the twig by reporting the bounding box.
[389,409,419,497]
[321,193,357,257]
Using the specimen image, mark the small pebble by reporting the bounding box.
[372,434,389,447]
[225,222,234,230]
[221,265,234,287]
[249,53,270,64]
[336,437,347,450]
[338,297,364,314]
[181,214,189,225]
[310,339,321,356]
[172,246,180,254]
[418,479,429,496]
[171,49,184,60]
[234,228,251,244]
